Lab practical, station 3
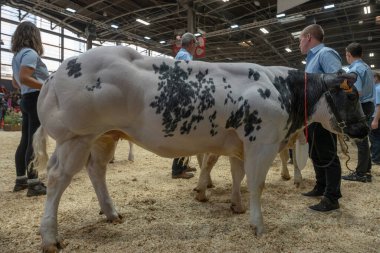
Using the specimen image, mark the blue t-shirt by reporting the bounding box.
[175,48,193,61]
[305,43,342,74]
[348,59,374,103]
[12,48,49,95]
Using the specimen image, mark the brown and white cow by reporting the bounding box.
[32,46,368,252]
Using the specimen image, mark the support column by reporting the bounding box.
[186,0,195,33]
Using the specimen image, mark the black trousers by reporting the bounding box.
[308,123,342,201]
[171,157,188,176]
[15,91,40,178]
[355,102,374,175]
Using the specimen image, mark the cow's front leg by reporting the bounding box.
[41,138,92,253]
[87,135,122,222]
[128,141,135,162]
[292,148,303,187]
[279,149,291,180]
[194,154,219,201]
[229,156,245,213]
[245,143,278,236]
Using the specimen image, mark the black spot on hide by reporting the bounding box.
[272,76,291,113]
[85,78,102,91]
[66,58,82,78]
[225,100,262,142]
[258,88,271,99]
[150,61,218,137]
[248,68,260,81]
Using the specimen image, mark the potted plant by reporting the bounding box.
[3,109,22,131]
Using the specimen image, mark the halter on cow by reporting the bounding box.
[31,46,368,252]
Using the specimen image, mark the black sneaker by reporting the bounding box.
[301,187,324,197]
[365,173,372,182]
[309,197,339,212]
[13,178,28,192]
[27,181,47,197]
[342,172,369,183]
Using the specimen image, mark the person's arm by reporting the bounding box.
[19,66,43,90]
[371,105,380,129]
[320,49,342,73]
[12,77,20,89]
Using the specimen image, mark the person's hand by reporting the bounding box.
[371,119,378,129]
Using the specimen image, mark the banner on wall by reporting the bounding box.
[172,35,206,58]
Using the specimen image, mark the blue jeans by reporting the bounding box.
[369,117,380,163]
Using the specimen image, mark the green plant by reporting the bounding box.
[3,109,22,126]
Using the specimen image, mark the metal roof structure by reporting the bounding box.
[5,0,380,69]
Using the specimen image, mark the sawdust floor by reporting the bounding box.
[0,131,379,253]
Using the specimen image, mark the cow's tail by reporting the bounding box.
[30,126,49,173]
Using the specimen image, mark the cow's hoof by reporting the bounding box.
[230,203,245,214]
[195,192,208,202]
[250,224,264,237]
[106,213,123,224]
[207,183,215,188]
[42,239,65,253]
[294,182,301,188]
[281,174,291,181]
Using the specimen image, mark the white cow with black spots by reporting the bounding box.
[32,46,368,252]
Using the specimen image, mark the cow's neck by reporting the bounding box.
[284,71,326,139]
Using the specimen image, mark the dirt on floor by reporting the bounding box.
[0,131,379,253]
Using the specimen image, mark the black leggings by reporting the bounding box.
[15,91,40,178]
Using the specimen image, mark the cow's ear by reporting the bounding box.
[338,72,357,92]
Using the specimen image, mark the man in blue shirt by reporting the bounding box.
[171,32,198,179]
[342,42,374,182]
[370,72,380,164]
[299,24,342,211]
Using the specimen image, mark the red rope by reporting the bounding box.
[304,72,308,143]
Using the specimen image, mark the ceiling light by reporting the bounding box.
[358,20,364,24]
[369,53,374,57]
[253,0,260,7]
[324,4,335,9]
[111,24,118,29]
[278,14,305,24]
[194,32,201,37]
[230,24,239,29]
[159,40,165,44]
[222,0,229,2]
[144,36,151,40]
[291,31,302,39]
[285,47,292,53]
[136,18,150,26]
[364,6,371,14]
[302,60,306,65]
[371,64,375,68]
[260,28,269,34]
[276,13,285,18]
[65,8,76,13]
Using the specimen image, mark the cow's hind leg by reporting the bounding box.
[229,156,245,213]
[87,135,122,222]
[245,143,278,236]
[40,136,93,253]
[194,154,219,201]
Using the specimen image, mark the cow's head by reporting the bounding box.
[320,71,369,139]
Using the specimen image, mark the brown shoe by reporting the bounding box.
[184,165,197,172]
[172,171,194,179]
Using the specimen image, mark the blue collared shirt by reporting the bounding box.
[12,48,49,95]
[305,43,342,74]
[175,48,193,61]
[348,59,374,103]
